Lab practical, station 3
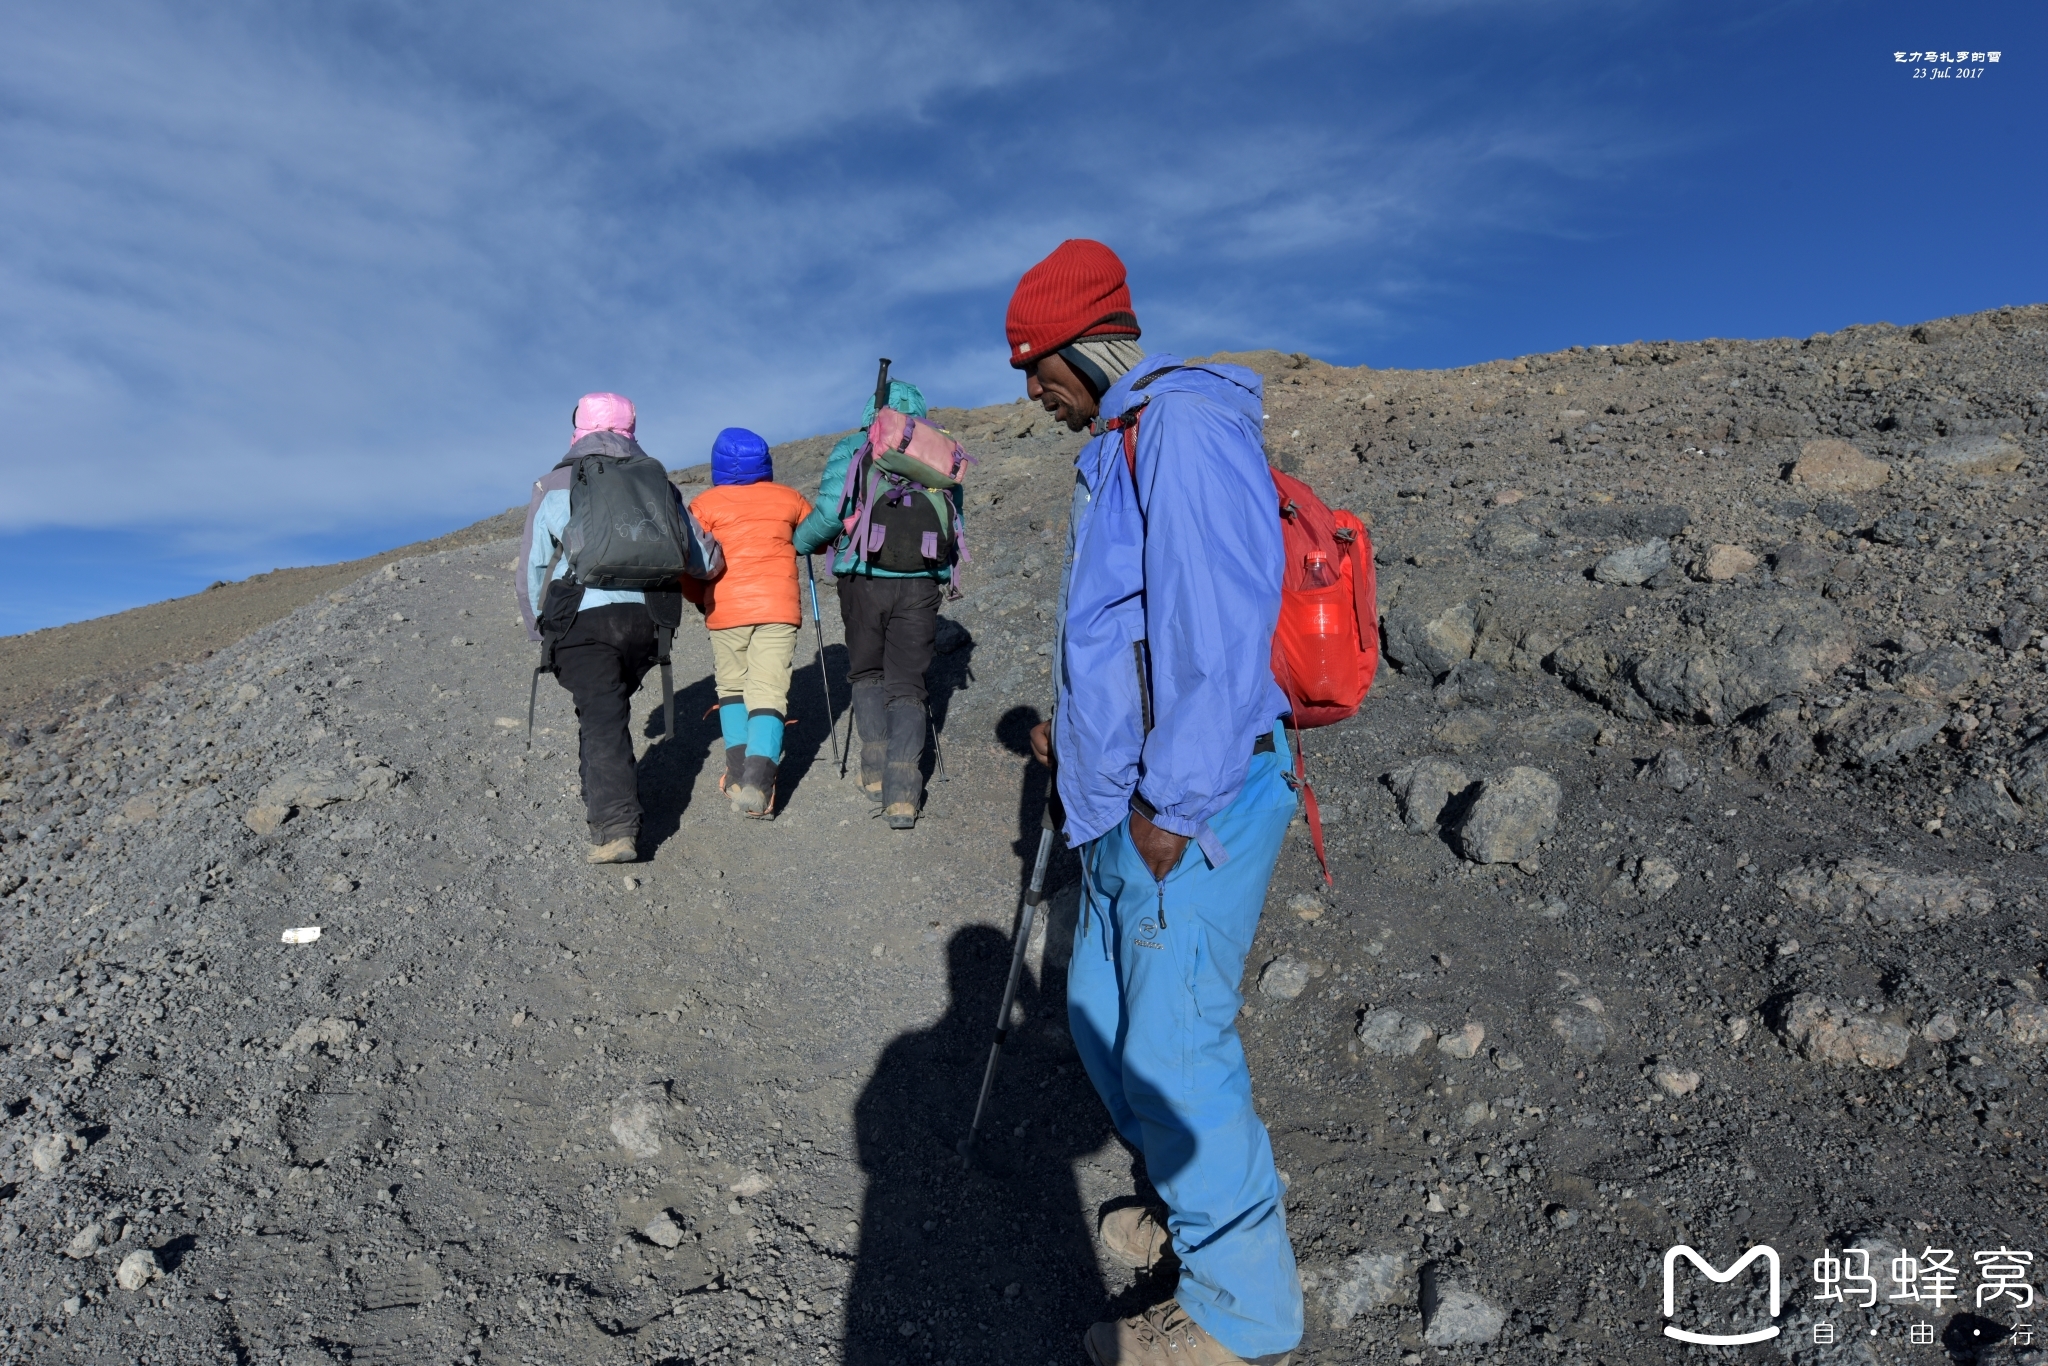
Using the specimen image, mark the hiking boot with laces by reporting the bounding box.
[1083,1301,1290,1366]
[1099,1205,1173,1271]
[585,837,637,864]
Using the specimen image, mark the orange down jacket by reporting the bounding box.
[686,482,815,628]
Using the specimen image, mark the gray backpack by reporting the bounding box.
[560,436,709,589]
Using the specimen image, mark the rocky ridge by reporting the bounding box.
[2,304,2047,1363]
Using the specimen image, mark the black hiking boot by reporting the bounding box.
[883,700,925,829]
[851,681,888,803]
[731,754,778,819]
[721,743,748,799]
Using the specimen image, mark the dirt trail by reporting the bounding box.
[4,308,2048,1365]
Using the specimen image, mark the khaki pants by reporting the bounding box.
[708,622,799,716]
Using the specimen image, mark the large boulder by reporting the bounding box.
[1556,591,1853,725]
[1777,857,1995,929]
[1385,759,1472,833]
[1592,539,1670,586]
[1887,645,1990,700]
[1776,993,1911,1069]
[1819,696,1946,766]
[1789,438,1890,492]
[1923,434,2023,475]
[1452,767,1560,864]
[2009,736,2048,811]
[1381,600,1478,679]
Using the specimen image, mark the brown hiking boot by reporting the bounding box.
[1083,1301,1290,1366]
[585,837,637,864]
[1099,1205,1173,1271]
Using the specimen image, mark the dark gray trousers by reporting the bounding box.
[552,603,657,843]
[837,573,941,706]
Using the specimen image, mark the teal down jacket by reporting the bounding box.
[791,380,961,580]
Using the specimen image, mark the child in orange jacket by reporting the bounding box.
[687,427,814,816]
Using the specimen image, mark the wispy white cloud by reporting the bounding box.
[0,0,1673,554]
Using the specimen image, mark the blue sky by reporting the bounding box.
[3,0,2042,635]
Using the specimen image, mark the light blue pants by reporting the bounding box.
[1069,738,1302,1359]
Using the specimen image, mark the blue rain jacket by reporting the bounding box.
[1054,354,1287,852]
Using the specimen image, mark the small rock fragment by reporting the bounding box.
[63,1224,103,1259]
[1452,767,1561,865]
[280,926,322,945]
[1436,1022,1485,1060]
[1314,1250,1414,1326]
[1652,1065,1701,1097]
[1634,857,1680,902]
[1259,956,1314,1001]
[244,805,291,836]
[1550,1009,1610,1056]
[1287,892,1324,921]
[281,1016,357,1055]
[1357,1008,1436,1057]
[730,1172,773,1199]
[2004,1002,2048,1047]
[1921,1013,1959,1043]
[1423,1281,1507,1346]
[1641,747,1701,792]
[1592,539,1671,587]
[641,1213,686,1249]
[1789,438,1890,492]
[115,1249,159,1291]
[1699,544,1759,581]
[29,1132,76,1175]
[120,794,167,822]
[610,1090,667,1160]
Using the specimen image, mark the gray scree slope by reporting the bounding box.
[2,304,2047,1364]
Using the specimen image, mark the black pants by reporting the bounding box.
[837,573,941,706]
[552,603,658,843]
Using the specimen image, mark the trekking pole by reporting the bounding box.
[804,555,841,769]
[960,778,1058,1165]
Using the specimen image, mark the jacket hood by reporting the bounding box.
[571,391,636,444]
[1100,353,1263,430]
[862,379,928,427]
[711,427,773,485]
[557,429,649,467]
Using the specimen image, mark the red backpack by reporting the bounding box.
[1104,391,1378,884]
[1270,468,1378,726]
[1269,470,1377,882]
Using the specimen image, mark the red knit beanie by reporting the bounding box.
[1005,239,1141,369]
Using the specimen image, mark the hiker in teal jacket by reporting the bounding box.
[793,379,964,828]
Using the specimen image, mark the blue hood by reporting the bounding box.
[712,427,772,485]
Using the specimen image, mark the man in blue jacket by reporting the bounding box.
[1009,240,1300,1365]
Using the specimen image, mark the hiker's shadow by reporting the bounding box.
[996,704,1081,897]
[636,672,721,850]
[927,615,977,738]
[846,925,1110,1365]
